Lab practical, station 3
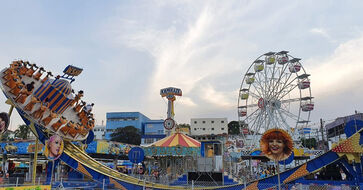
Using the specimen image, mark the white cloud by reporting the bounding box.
[3,0,363,128]
[309,33,363,97]
[200,84,236,108]
[309,27,339,44]
[310,28,329,38]
[178,96,197,107]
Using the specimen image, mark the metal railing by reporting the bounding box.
[1,175,361,189]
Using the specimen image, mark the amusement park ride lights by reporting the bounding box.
[160,87,182,136]
[238,51,314,151]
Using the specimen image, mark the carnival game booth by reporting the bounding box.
[143,132,200,181]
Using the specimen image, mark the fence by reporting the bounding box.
[258,183,361,190]
[0,176,104,189]
[1,175,361,189]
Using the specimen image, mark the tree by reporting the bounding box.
[228,121,240,135]
[1,130,14,141]
[177,123,190,129]
[178,123,190,129]
[110,126,141,145]
[14,124,30,139]
[301,138,317,149]
[176,123,191,134]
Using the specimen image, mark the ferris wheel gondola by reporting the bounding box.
[238,51,314,151]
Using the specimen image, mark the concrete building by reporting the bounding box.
[142,120,166,145]
[105,112,166,145]
[190,118,228,136]
[325,112,363,149]
[93,125,106,140]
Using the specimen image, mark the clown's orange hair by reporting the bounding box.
[260,128,293,157]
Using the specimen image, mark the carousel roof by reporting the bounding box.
[148,132,200,148]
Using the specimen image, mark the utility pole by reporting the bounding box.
[320,118,326,152]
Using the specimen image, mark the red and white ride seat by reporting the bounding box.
[301,103,314,111]
[298,80,310,89]
[278,56,289,65]
[289,64,301,73]
[239,110,247,117]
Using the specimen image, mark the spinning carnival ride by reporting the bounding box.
[238,51,314,151]
[1,62,93,141]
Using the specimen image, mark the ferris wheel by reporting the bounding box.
[238,51,314,151]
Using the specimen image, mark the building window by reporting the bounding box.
[145,138,154,144]
[211,121,214,123]
[203,128,205,130]
[202,121,206,124]
[221,128,224,130]
[211,128,214,130]
[194,128,197,130]
[107,117,139,122]
[194,121,197,124]
[221,121,224,123]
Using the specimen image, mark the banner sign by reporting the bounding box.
[143,147,200,156]
[0,185,51,190]
[160,87,182,97]
[0,142,44,154]
[95,140,132,155]
[0,140,134,155]
[63,65,83,76]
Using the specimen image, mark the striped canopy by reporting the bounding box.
[149,133,200,148]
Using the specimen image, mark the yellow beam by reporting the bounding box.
[5,99,14,117]
[32,138,39,184]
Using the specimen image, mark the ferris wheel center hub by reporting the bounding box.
[258,98,265,108]
[258,98,282,109]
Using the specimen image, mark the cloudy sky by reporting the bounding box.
[1,0,363,131]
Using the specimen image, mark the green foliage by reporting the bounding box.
[177,123,190,129]
[1,130,14,141]
[110,126,141,145]
[14,124,30,139]
[228,121,240,135]
[301,138,317,149]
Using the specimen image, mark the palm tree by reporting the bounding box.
[14,124,30,139]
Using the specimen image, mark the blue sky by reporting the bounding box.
[1,1,363,131]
